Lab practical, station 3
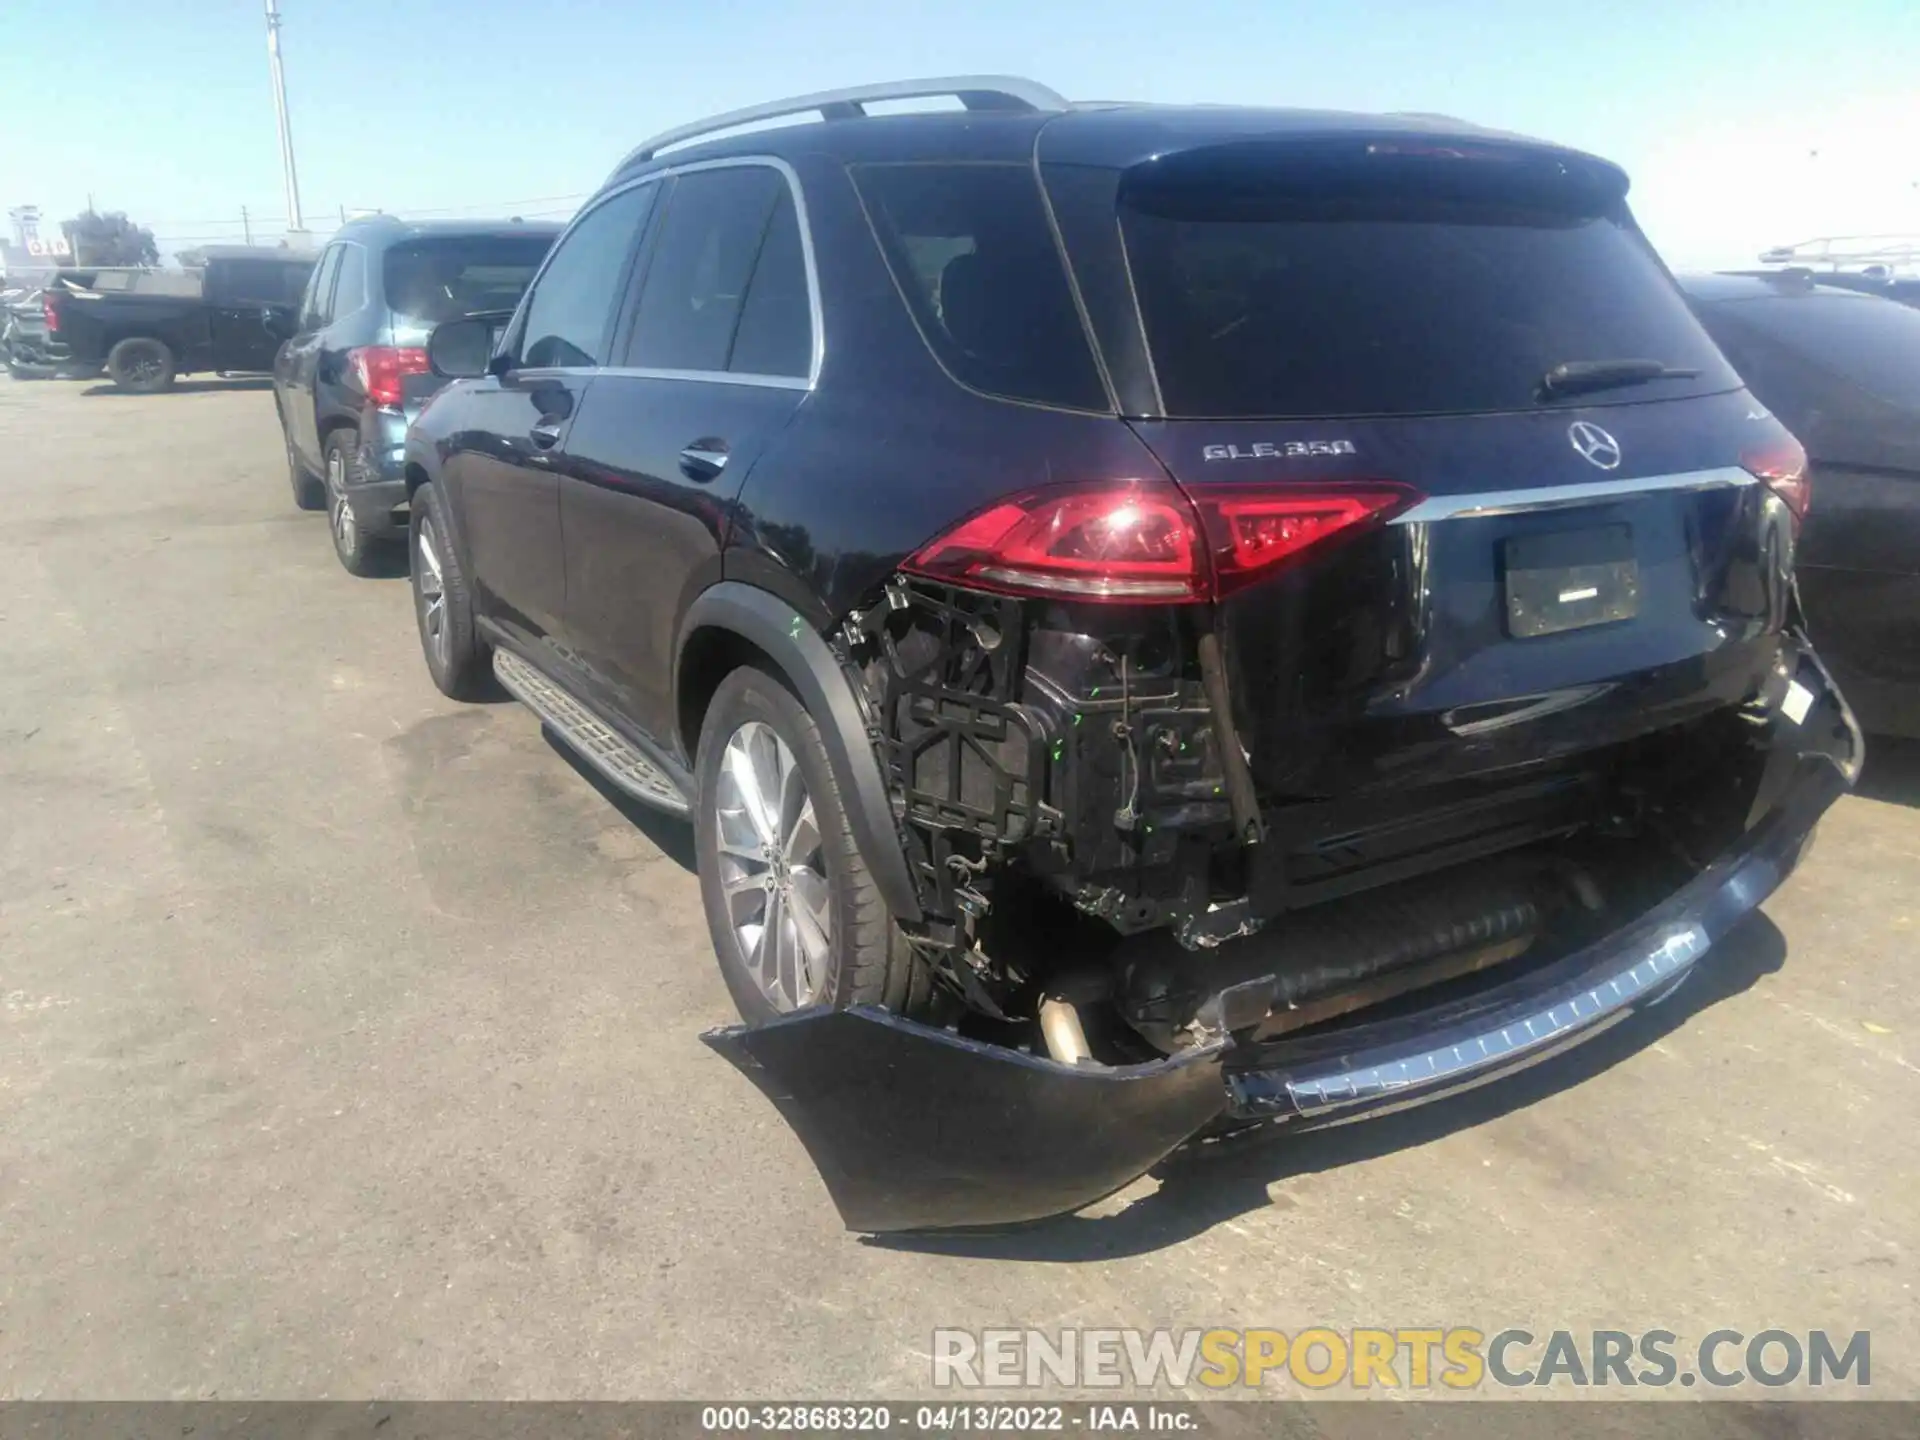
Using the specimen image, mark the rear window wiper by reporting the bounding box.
[1539,358,1700,399]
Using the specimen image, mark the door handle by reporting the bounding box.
[679,438,730,482]
[530,419,565,450]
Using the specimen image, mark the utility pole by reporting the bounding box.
[263,0,306,236]
[241,205,253,246]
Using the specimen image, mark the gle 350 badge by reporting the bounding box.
[1202,439,1357,460]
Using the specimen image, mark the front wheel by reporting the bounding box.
[409,481,489,698]
[105,336,176,393]
[694,666,936,1024]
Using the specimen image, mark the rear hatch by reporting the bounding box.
[1085,134,1804,798]
[382,232,553,415]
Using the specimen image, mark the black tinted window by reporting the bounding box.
[628,168,782,372]
[331,246,366,316]
[519,185,653,369]
[383,234,554,326]
[1120,149,1736,418]
[728,189,812,377]
[304,247,341,327]
[855,163,1108,411]
[1698,292,1920,413]
[222,257,311,306]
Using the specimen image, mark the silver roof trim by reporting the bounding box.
[612,75,1068,174]
[1392,466,1756,524]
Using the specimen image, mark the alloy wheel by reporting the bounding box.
[714,719,832,1012]
[415,516,450,669]
[327,449,357,552]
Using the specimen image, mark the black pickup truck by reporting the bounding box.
[44,247,315,392]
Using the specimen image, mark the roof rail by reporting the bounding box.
[1759,234,1920,272]
[611,75,1069,174]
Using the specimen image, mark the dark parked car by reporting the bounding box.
[271,216,560,574]
[2,286,60,377]
[1683,272,1920,738]
[404,78,1860,1231]
[43,248,314,392]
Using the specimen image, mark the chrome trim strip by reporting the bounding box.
[598,366,810,391]
[1393,466,1756,524]
[1282,920,1710,1116]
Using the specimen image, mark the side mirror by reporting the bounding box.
[427,316,498,380]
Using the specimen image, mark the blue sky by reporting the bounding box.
[4,0,1917,269]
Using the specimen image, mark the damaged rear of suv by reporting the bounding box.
[407,78,1861,1233]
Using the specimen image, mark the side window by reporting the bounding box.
[518,184,655,369]
[330,245,366,317]
[728,188,813,378]
[853,163,1108,411]
[302,246,341,330]
[626,167,783,373]
[222,258,304,307]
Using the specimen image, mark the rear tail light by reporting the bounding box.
[348,345,430,408]
[1197,485,1417,595]
[41,294,58,333]
[901,480,1418,603]
[1742,434,1811,523]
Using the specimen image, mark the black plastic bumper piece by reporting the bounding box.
[702,1009,1229,1233]
[705,658,1859,1234]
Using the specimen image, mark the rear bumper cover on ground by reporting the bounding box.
[704,655,1861,1233]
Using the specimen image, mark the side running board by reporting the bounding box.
[493,648,691,817]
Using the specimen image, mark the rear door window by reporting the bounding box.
[329,245,366,317]
[383,234,555,328]
[625,167,785,374]
[220,257,312,307]
[854,163,1108,411]
[726,188,813,379]
[303,247,341,329]
[1118,145,1737,418]
[517,185,655,369]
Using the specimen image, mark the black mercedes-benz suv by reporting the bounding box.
[403,77,1861,1232]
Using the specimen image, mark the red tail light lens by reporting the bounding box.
[901,481,1419,603]
[1741,434,1811,523]
[1197,485,1417,596]
[903,482,1203,600]
[348,345,430,408]
[41,294,58,333]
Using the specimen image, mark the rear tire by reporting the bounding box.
[694,665,936,1025]
[409,481,489,699]
[105,336,176,393]
[323,429,396,577]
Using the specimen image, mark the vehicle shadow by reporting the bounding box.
[80,377,274,397]
[541,729,697,872]
[868,914,1788,1263]
[1855,734,1920,808]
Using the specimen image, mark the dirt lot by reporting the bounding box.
[1,376,1915,1400]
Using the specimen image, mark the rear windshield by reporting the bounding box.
[1695,291,1920,413]
[382,235,554,325]
[1120,146,1737,419]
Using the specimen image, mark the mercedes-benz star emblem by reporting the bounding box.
[1568,420,1622,471]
